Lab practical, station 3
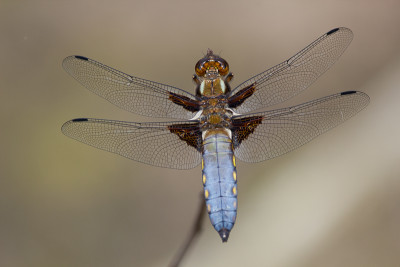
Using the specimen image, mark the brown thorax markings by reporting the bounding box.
[198,96,233,132]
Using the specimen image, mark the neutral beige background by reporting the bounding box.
[1,0,400,266]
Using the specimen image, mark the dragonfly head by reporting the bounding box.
[195,49,229,78]
[194,49,232,97]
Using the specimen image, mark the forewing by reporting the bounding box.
[228,28,354,113]
[61,118,202,169]
[63,56,200,120]
[231,91,369,163]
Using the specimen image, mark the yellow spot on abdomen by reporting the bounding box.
[205,189,209,199]
[232,155,236,167]
[201,159,204,170]
[202,174,206,185]
[207,204,211,213]
[233,171,237,182]
[232,186,237,195]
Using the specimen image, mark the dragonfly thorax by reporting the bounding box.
[198,101,234,131]
[199,78,226,96]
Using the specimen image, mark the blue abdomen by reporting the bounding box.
[202,129,237,242]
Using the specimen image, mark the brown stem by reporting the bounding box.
[169,193,206,267]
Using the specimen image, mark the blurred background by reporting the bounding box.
[1,0,400,266]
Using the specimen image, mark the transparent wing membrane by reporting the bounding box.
[63,56,199,120]
[61,118,202,169]
[232,91,369,162]
[62,28,369,169]
[229,28,354,113]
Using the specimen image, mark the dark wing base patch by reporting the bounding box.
[228,83,256,109]
[168,92,201,112]
[168,123,202,152]
[231,115,264,148]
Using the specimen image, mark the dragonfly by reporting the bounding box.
[62,27,369,242]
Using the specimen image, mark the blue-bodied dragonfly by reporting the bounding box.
[62,27,369,242]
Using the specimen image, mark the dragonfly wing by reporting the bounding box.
[61,118,202,169]
[63,56,200,120]
[231,91,369,163]
[228,28,354,113]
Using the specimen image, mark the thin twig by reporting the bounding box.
[169,193,206,267]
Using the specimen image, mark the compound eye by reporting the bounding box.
[194,56,229,76]
[195,59,207,76]
[215,59,229,76]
